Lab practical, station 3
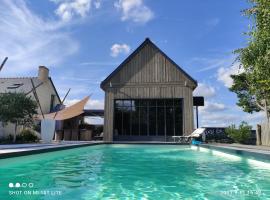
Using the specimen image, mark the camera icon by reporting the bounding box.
[8,183,14,188]
[8,182,34,188]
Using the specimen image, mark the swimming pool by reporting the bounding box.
[0,144,269,199]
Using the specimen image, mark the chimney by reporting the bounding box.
[38,66,49,82]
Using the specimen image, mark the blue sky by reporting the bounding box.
[0,0,264,127]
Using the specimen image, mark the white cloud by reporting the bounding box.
[79,61,120,66]
[94,0,101,9]
[193,83,216,98]
[0,0,78,76]
[197,101,236,127]
[197,101,265,128]
[114,0,154,23]
[197,57,231,72]
[199,110,264,128]
[54,80,100,99]
[65,98,104,109]
[200,112,239,127]
[244,111,265,125]
[200,101,226,113]
[217,62,244,88]
[189,55,235,72]
[110,43,130,57]
[53,0,92,22]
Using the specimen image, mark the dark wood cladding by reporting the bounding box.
[102,42,196,89]
[102,39,197,141]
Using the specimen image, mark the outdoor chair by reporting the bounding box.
[94,132,104,140]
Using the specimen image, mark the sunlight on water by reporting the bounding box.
[247,158,270,169]
[198,147,211,153]
[191,145,242,161]
[190,145,198,151]
[211,150,242,161]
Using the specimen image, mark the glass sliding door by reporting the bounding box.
[148,106,157,136]
[131,105,140,136]
[114,105,123,136]
[122,100,131,135]
[114,98,183,138]
[157,106,165,136]
[140,106,148,136]
[114,100,123,136]
[174,99,183,136]
[166,106,174,136]
[122,108,131,135]
[156,99,165,136]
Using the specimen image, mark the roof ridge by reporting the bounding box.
[0,77,38,79]
[146,39,197,85]
[100,38,197,89]
[100,38,149,89]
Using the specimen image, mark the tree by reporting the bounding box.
[230,0,270,121]
[225,121,252,144]
[0,93,37,143]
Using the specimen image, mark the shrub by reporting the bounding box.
[0,135,13,144]
[17,129,39,143]
[225,121,252,144]
[0,92,37,143]
[33,123,41,133]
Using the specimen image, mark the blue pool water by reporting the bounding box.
[0,144,269,200]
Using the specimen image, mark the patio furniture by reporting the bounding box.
[55,131,63,141]
[80,130,92,141]
[64,129,71,140]
[71,129,79,140]
[172,128,206,143]
[94,132,103,140]
[172,136,191,143]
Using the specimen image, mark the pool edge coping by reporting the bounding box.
[1,142,269,161]
[0,142,189,159]
[0,142,111,159]
[200,144,270,161]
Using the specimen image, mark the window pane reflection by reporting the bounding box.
[114,99,183,137]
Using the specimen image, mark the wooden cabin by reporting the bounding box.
[101,38,197,141]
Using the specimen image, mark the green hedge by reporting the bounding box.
[225,121,252,144]
[17,129,39,143]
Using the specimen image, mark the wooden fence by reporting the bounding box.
[257,121,270,146]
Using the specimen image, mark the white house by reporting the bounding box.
[0,66,61,138]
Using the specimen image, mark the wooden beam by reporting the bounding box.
[53,88,71,119]
[25,82,43,95]
[0,57,8,72]
[30,79,44,119]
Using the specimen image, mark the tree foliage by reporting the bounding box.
[0,93,37,142]
[231,0,270,120]
[225,121,252,144]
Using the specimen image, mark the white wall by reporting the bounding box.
[0,79,60,138]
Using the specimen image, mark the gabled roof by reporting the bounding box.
[0,77,61,102]
[100,38,197,89]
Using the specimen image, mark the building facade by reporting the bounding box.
[101,38,197,141]
[0,66,61,138]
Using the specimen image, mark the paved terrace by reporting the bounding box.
[201,143,270,161]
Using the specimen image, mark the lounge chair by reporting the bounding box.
[172,135,191,143]
[94,132,103,140]
[172,128,206,143]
